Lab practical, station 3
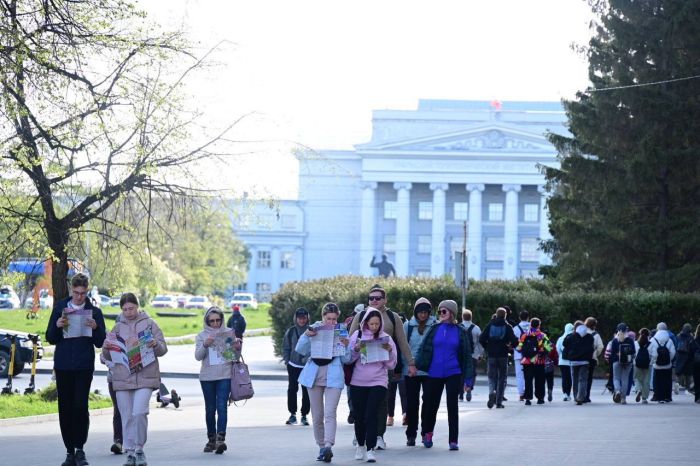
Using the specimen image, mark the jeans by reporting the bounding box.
[286,365,310,416]
[586,359,597,400]
[523,364,545,401]
[422,374,461,443]
[200,379,231,435]
[487,357,508,405]
[612,362,633,399]
[351,385,387,450]
[387,378,406,417]
[55,369,94,453]
[404,375,428,439]
[559,365,572,396]
[572,364,589,402]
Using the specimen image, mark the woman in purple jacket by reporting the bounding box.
[348,308,397,462]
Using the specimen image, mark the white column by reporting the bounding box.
[502,184,521,279]
[466,184,485,280]
[295,246,304,281]
[393,182,412,276]
[247,246,257,293]
[429,183,449,277]
[359,181,378,276]
[271,247,280,293]
[538,185,552,266]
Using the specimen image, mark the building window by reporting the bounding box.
[256,282,271,293]
[417,235,431,254]
[486,237,504,261]
[453,202,468,221]
[383,235,396,253]
[488,203,503,221]
[256,250,271,268]
[418,202,433,220]
[520,238,539,262]
[524,204,539,222]
[384,201,397,219]
[486,269,504,280]
[281,214,296,229]
[280,251,296,269]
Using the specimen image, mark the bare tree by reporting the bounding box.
[1,0,240,298]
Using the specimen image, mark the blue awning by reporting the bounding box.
[8,259,45,275]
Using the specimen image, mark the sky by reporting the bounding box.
[140,0,595,199]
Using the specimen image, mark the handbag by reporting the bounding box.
[230,355,254,404]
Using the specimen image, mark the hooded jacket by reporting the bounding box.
[295,321,352,389]
[102,311,167,391]
[402,314,437,376]
[195,309,239,381]
[513,321,531,360]
[283,314,310,367]
[415,320,474,380]
[462,321,484,360]
[649,329,676,370]
[348,310,398,388]
[516,327,552,365]
[479,317,518,358]
[46,297,107,371]
[556,323,575,366]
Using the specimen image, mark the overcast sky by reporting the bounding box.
[141,0,595,198]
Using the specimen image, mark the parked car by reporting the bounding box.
[94,294,111,307]
[151,295,178,309]
[23,289,54,309]
[0,286,21,310]
[109,294,123,307]
[184,295,212,310]
[176,295,191,308]
[228,292,258,310]
[0,329,44,377]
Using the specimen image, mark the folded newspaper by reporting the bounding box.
[62,307,93,339]
[310,323,349,359]
[106,329,156,374]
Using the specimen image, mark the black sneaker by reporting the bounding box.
[286,414,297,425]
[347,412,355,424]
[525,400,532,406]
[61,453,75,466]
[74,449,89,466]
[537,399,545,405]
[406,436,416,446]
[487,392,496,409]
[466,391,472,402]
[111,442,123,455]
[458,393,463,401]
[300,415,310,426]
[496,404,505,409]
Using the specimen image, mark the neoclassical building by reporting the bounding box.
[233,100,566,300]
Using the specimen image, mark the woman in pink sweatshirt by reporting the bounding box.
[347,308,397,463]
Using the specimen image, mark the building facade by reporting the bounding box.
[234,100,567,299]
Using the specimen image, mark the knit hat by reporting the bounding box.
[413,297,431,314]
[437,299,458,318]
[295,307,309,317]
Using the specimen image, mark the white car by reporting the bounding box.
[151,295,178,309]
[184,295,212,310]
[228,292,258,310]
[0,286,21,310]
[23,289,54,309]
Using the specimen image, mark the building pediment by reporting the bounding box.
[359,123,555,153]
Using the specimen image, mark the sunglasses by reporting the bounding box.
[368,295,384,301]
[208,318,222,324]
[437,309,451,315]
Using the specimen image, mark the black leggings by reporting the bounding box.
[559,365,572,396]
[55,369,94,453]
[422,374,461,443]
[387,378,407,417]
[286,365,310,416]
[352,385,387,450]
[404,375,428,439]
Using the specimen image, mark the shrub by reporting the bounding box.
[269,276,700,358]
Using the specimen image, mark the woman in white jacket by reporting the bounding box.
[648,322,677,403]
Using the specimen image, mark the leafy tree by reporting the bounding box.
[0,0,239,299]
[544,0,700,291]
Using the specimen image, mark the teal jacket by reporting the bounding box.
[415,323,474,379]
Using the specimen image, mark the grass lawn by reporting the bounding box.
[0,390,112,419]
[0,303,271,338]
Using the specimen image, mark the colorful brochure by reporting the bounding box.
[208,331,240,365]
[359,336,390,364]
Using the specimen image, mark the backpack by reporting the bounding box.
[568,332,594,361]
[677,335,691,354]
[618,340,635,365]
[635,342,650,369]
[654,338,671,366]
[520,333,539,359]
[488,324,506,341]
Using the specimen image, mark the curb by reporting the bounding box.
[33,367,288,381]
[0,407,114,427]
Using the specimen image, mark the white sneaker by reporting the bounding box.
[355,445,367,461]
[673,383,680,395]
[375,436,386,450]
[366,449,376,463]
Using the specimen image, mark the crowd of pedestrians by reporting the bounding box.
[45,277,700,465]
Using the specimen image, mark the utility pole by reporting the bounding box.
[461,220,468,310]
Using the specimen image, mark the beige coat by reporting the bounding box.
[102,312,167,391]
[195,309,240,381]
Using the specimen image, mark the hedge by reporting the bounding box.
[268,276,700,358]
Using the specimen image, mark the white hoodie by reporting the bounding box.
[648,330,676,370]
[513,321,531,360]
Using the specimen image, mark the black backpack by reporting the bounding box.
[520,333,538,359]
[635,342,650,369]
[618,340,635,365]
[568,332,594,361]
[654,338,671,366]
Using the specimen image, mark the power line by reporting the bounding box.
[587,74,700,92]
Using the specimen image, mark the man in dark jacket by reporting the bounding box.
[227,304,247,339]
[46,273,107,466]
[480,307,518,409]
[282,307,310,425]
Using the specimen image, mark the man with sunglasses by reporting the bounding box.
[348,284,415,450]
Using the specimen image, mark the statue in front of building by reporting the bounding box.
[370,254,396,278]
